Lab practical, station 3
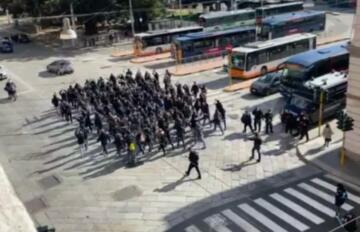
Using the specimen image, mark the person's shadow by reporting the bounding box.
[154,176,196,193]
[222,159,256,172]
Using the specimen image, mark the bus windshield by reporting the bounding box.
[232,53,246,70]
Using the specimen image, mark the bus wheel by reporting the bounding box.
[155,47,163,54]
[260,66,267,76]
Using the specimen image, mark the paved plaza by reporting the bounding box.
[0,7,358,232]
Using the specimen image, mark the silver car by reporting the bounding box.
[250,72,282,96]
[46,60,74,75]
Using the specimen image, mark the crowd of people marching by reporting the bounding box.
[51,69,226,166]
[49,68,336,167]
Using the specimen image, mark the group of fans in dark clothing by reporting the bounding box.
[51,69,226,166]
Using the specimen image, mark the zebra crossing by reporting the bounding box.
[175,174,360,232]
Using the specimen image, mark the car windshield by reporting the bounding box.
[258,74,275,83]
[231,53,246,70]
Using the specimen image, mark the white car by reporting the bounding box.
[0,66,7,80]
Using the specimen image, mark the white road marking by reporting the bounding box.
[284,188,335,217]
[222,209,261,232]
[270,193,324,224]
[298,183,353,211]
[238,203,288,232]
[204,214,232,232]
[185,225,202,232]
[311,178,360,205]
[254,198,309,231]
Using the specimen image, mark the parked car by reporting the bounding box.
[11,34,31,43]
[0,65,8,80]
[250,72,282,96]
[0,40,13,53]
[46,60,74,75]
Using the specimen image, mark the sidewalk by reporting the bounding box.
[169,57,224,76]
[0,164,36,232]
[297,137,360,188]
[130,53,171,64]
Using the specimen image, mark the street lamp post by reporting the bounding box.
[129,0,135,36]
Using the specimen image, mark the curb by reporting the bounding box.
[296,144,360,188]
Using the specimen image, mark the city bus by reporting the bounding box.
[198,9,256,31]
[259,10,326,40]
[255,1,304,24]
[133,26,203,57]
[280,41,349,98]
[172,27,256,63]
[228,33,316,79]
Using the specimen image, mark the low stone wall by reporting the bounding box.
[0,165,36,232]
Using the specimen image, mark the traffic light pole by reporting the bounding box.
[228,52,233,87]
[318,90,324,137]
[340,131,346,167]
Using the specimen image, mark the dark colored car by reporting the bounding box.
[250,72,282,96]
[0,40,14,53]
[11,34,31,43]
[46,60,74,75]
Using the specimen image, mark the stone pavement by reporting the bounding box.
[0,71,313,232]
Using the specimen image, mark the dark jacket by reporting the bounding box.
[189,151,199,165]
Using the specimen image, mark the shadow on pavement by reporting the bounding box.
[154,176,196,193]
[221,160,256,172]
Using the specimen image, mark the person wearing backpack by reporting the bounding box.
[185,150,201,179]
[335,183,348,216]
[249,133,262,162]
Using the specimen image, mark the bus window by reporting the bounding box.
[291,39,309,54]
[198,17,206,27]
[219,37,231,48]
[182,42,193,52]
[247,52,259,70]
[261,25,271,38]
[270,44,287,60]
[232,53,246,69]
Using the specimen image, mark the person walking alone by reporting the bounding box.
[249,133,262,162]
[185,150,201,179]
[335,183,348,216]
[323,123,333,147]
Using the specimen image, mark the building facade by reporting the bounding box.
[345,4,360,159]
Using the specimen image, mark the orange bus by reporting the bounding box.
[228,33,316,79]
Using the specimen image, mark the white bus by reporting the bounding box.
[133,26,203,57]
[228,33,316,79]
[198,9,256,31]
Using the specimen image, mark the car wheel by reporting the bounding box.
[155,47,163,54]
